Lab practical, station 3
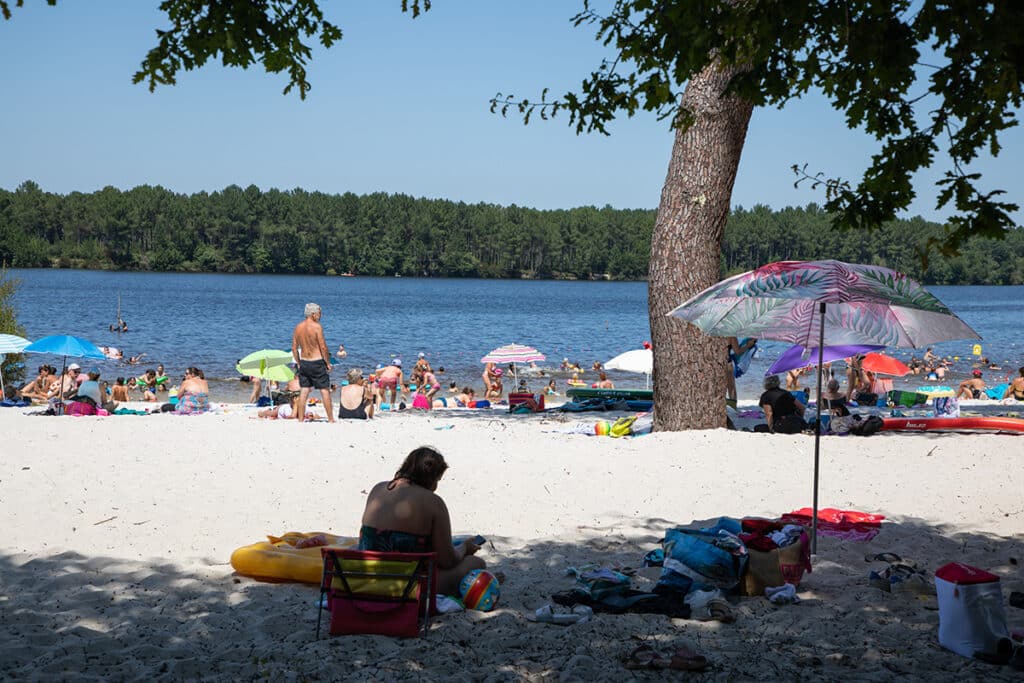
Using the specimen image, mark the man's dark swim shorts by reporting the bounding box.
[298,359,330,389]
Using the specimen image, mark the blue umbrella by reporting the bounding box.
[766,343,885,376]
[24,335,106,411]
[25,335,106,360]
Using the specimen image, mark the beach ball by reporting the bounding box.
[459,569,500,611]
[594,421,612,436]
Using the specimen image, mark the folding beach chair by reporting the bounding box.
[508,392,544,413]
[317,548,437,638]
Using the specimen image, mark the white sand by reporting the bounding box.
[2,404,1022,680]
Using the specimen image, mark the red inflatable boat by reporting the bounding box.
[881,417,1024,434]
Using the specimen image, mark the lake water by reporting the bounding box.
[7,270,1024,402]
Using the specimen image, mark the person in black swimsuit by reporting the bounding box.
[758,374,807,434]
[359,447,488,594]
[338,368,375,419]
[1003,366,1024,401]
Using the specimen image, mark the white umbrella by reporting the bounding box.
[0,334,31,400]
[605,348,653,388]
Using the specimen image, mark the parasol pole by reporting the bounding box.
[812,302,826,554]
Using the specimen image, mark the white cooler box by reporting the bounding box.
[935,562,1010,659]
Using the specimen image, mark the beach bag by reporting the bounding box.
[829,415,855,434]
[66,400,97,416]
[411,394,430,410]
[741,532,811,596]
[658,518,747,594]
[849,415,884,436]
[934,396,960,417]
[935,563,1010,660]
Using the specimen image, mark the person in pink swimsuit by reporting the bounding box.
[377,359,403,405]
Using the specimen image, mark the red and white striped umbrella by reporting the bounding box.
[480,343,546,364]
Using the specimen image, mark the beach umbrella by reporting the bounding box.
[236,349,296,383]
[766,343,884,376]
[24,334,106,412]
[860,352,911,377]
[481,343,546,386]
[605,348,653,388]
[669,259,981,552]
[0,333,31,400]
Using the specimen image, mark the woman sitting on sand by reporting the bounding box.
[454,387,475,406]
[758,375,806,434]
[360,446,487,595]
[1003,367,1024,401]
[18,365,54,402]
[337,368,375,419]
[175,367,209,414]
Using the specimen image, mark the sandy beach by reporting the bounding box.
[2,403,1023,681]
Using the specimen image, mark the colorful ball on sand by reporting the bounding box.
[459,569,500,611]
[594,421,612,436]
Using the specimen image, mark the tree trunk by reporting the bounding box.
[649,58,753,432]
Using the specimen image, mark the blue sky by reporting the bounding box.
[1,1,1020,222]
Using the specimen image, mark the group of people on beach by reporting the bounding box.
[758,351,1024,434]
[13,360,210,416]
[253,302,620,423]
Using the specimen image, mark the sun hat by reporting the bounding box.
[393,359,402,367]
[88,367,100,376]
[418,352,425,358]
[972,369,983,377]
[68,363,81,371]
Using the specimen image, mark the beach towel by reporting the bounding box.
[781,508,884,541]
[984,384,1009,400]
[114,408,151,415]
[732,338,757,378]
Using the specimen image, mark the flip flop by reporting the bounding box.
[624,645,670,670]
[669,646,709,671]
[864,552,905,564]
[707,598,736,623]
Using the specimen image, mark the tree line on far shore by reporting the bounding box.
[1,181,1022,284]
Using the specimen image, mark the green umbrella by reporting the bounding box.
[236,349,295,382]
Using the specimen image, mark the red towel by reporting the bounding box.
[781,508,885,541]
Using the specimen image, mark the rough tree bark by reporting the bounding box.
[649,58,754,432]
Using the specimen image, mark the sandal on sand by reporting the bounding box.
[669,646,709,672]
[865,552,907,565]
[624,645,670,670]
[707,598,736,623]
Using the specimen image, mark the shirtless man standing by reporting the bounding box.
[291,303,335,422]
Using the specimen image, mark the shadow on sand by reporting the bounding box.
[1,516,1021,681]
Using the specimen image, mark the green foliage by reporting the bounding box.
[132,0,343,99]
[0,268,27,393]
[2,183,1022,284]
[0,0,56,22]
[494,0,1024,261]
